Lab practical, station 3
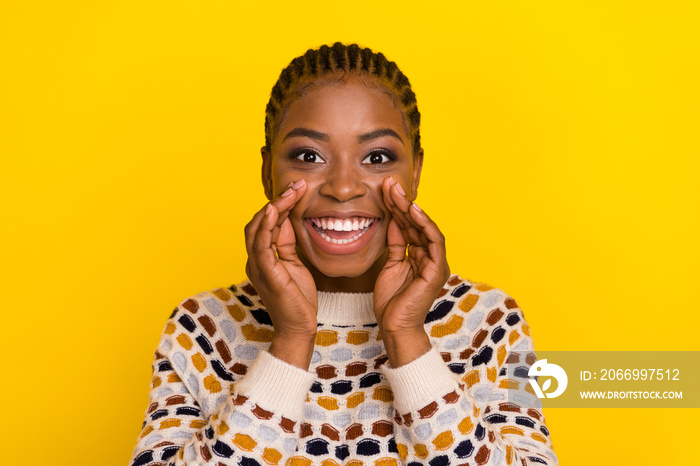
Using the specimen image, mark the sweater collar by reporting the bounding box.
[316,291,376,326]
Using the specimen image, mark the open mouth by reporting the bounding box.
[307,217,376,245]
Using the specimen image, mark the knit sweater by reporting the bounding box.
[130,274,558,466]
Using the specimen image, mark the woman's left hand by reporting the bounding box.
[374,176,451,367]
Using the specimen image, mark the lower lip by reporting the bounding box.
[304,219,380,255]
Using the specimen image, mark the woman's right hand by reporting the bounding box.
[244,179,318,369]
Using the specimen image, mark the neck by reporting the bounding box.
[299,248,388,292]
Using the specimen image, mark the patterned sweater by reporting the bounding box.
[130,275,558,466]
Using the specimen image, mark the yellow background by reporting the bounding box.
[1,1,698,464]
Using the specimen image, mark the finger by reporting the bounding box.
[406,243,424,277]
[244,182,294,253]
[408,203,447,261]
[251,203,282,270]
[403,205,451,292]
[246,202,283,260]
[244,181,307,288]
[251,205,296,292]
[269,181,304,228]
[407,243,429,267]
[276,217,300,263]
[270,181,307,243]
[382,177,425,245]
[267,180,308,245]
[245,207,267,256]
[385,218,407,264]
[381,177,410,229]
[391,182,426,244]
[381,176,398,210]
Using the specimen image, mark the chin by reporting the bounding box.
[296,242,388,284]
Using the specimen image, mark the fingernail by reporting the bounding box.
[292,179,306,190]
[412,203,422,212]
[282,188,293,197]
[387,176,395,185]
[395,183,406,196]
[287,181,294,188]
[266,203,272,214]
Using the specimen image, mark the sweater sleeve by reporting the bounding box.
[129,305,315,466]
[380,303,558,465]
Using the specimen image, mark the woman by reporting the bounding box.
[130,42,558,466]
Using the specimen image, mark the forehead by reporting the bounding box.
[274,80,408,144]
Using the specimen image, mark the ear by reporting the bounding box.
[410,148,424,201]
[261,146,273,200]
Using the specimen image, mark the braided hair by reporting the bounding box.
[264,42,421,156]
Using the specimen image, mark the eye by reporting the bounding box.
[362,150,395,165]
[292,149,325,164]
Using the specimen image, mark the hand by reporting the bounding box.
[244,179,317,368]
[374,176,451,367]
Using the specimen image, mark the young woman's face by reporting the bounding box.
[262,77,423,292]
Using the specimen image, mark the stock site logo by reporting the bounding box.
[528,359,568,398]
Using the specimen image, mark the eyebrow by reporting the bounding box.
[357,128,404,144]
[282,128,330,143]
[281,127,404,144]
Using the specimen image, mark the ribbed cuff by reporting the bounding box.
[381,346,460,414]
[233,350,316,420]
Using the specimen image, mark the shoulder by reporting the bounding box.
[173,280,263,316]
[426,274,524,322]
[157,280,272,367]
[167,279,269,328]
[427,274,534,355]
[148,281,275,410]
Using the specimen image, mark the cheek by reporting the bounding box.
[392,169,414,191]
[287,183,315,224]
[269,160,297,195]
[288,198,307,224]
[275,178,295,196]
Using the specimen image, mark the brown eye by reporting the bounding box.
[293,150,324,164]
[362,151,393,165]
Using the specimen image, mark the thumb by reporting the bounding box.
[276,217,299,262]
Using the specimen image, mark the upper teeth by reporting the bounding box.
[310,217,374,231]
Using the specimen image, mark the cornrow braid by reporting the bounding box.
[264,42,421,156]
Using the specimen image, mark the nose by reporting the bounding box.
[318,159,367,202]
